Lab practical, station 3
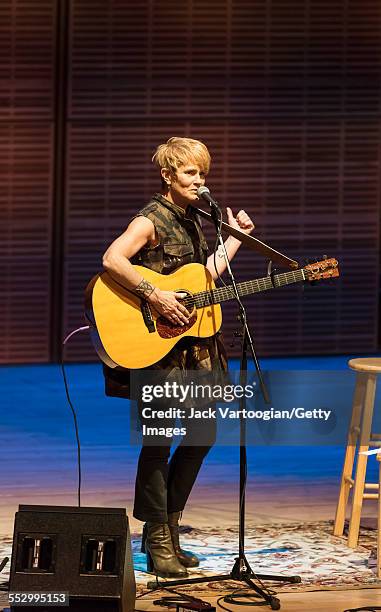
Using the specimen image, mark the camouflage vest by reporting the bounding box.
[130,194,208,273]
[103,194,228,399]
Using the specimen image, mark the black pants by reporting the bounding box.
[133,401,216,523]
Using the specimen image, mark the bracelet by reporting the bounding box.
[134,278,155,298]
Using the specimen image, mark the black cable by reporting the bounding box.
[134,574,162,598]
[217,596,235,612]
[60,325,90,507]
[212,205,226,287]
[211,206,247,328]
[224,591,276,607]
[135,575,210,603]
[217,587,275,612]
[216,212,273,603]
[60,360,82,507]
[343,608,381,612]
[210,207,275,605]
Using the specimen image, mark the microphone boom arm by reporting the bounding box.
[190,204,299,270]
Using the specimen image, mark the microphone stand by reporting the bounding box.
[147,201,301,610]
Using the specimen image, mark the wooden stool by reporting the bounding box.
[366,451,381,578]
[333,358,381,548]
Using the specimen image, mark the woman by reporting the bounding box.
[102,137,254,577]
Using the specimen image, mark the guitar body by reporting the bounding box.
[85,263,222,369]
[85,256,339,370]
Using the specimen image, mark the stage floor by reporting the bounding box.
[1,356,381,611]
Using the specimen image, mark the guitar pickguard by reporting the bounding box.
[156,310,197,339]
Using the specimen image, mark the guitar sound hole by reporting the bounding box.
[180,295,195,315]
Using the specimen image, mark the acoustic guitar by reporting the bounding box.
[85,258,339,369]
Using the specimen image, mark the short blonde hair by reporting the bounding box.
[152,137,211,175]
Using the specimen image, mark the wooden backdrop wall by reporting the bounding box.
[2,0,380,364]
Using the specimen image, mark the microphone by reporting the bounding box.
[197,186,219,208]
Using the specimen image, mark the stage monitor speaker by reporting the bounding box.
[9,505,136,611]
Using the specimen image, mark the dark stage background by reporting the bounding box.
[1,0,380,364]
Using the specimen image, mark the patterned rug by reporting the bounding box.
[0,520,379,604]
[132,520,380,596]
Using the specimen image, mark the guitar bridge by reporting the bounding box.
[141,300,155,333]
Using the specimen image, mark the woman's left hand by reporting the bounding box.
[226,207,255,235]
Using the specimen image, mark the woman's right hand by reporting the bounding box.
[148,288,190,325]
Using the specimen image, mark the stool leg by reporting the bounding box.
[378,458,381,579]
[348,373,377,548]
[333,374,366,536]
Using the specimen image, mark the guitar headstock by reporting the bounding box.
[303,257,339,281]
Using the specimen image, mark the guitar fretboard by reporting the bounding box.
[191,268,305,309]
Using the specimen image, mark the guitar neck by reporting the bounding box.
[194,268,306,308]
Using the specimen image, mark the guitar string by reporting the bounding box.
[183,274,295,309]
[178,269,307,310]
[173,261,337,311]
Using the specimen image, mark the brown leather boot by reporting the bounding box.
[168,512,200,568]
[141,522,188,578]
